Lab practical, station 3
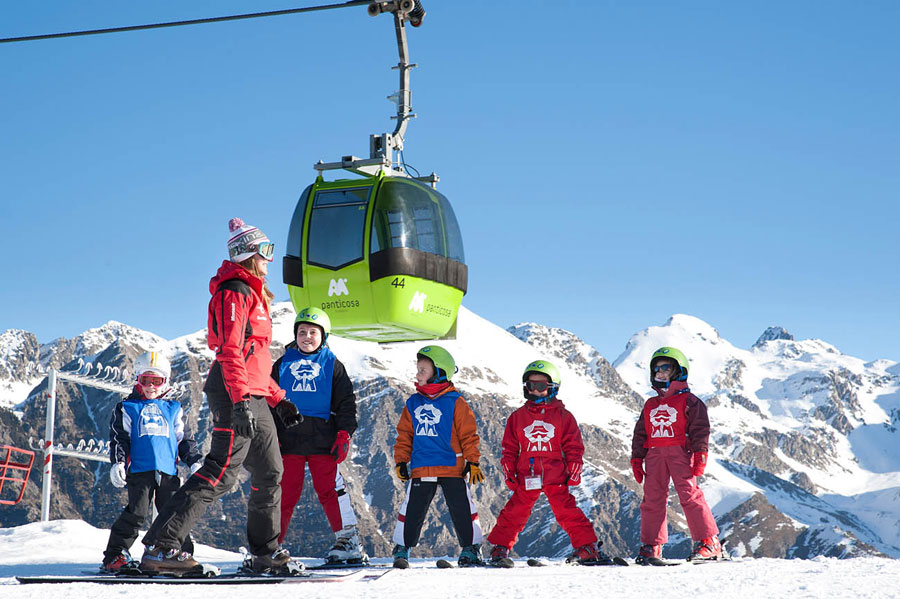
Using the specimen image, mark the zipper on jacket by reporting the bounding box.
[244,341,255,362]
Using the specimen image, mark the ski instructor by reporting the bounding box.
[140,218,304,576]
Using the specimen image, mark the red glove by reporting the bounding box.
[631,458,645,484]
[501,461,518,491]
[691,452,707,477]
[567,461,582,486]
[331,430,351,464]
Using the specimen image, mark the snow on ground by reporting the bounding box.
[1,520,899,599]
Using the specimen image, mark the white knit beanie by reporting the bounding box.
[227,217,269,262]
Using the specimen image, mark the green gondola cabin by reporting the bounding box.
[283,172,467,342]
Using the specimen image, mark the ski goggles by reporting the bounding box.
[653,364,676,373]
[255,241,275,261]
[524,380,555,393]
[138,374,166,387]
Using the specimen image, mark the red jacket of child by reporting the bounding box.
[631,380,710,459]
[500,398,584,486]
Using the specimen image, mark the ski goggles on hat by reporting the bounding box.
[524,380,554,392]
[255,241,275,261]
[138,374,166,387]
[653,363,675,373]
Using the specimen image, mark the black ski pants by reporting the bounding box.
[393,477,481,548]
[143,375,283,557]
[104,470,193,561]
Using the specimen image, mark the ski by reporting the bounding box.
[16,570,367,585]
[638,557,684,566]
[529,557,629,567]
[436,558,514,569]
[307,558,380,570]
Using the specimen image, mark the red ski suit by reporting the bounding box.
[631,380,718,545]
[487,399,597,550]
[207,260,286,407]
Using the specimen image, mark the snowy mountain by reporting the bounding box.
[1,307,899,562]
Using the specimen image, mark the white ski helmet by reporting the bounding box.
[133,351,171,381]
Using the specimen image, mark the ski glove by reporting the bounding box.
[110,462,127,488]
[463,462,484,486]
[567,461,583,486]
[691,452,707,477]
[395,462,410,482]
[501,461,517,491]
[630,458,645,484]
[189,460,203,476]
[331,430,351,464]
[274,399,303,428]
[232,399,257,438]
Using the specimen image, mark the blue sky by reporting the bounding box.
[2,1,898,363]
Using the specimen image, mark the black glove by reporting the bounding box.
[395,462,410,482]
[274,400,303,428]
[232,399,257,438]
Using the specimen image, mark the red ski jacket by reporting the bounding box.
[500,399,584,486]
[206,260,285,407]
[631,381,710,459]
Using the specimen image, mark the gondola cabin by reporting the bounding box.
[283,172,467,342]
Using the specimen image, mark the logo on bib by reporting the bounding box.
[288,359,322,392]
[523,420,556,452]
[413,404,443,437]
[649,405,678,438]
[139,404,169,437]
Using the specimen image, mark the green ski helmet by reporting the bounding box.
[416,345,457,382]
[649,346,689,388]
[522,359,561,403]
[294,307,332,346]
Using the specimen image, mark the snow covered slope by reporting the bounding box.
[1,520,899,599]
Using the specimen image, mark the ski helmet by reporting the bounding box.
[416,345,456,383]
[522,359,561,403]
[294,307,331,346]
[649,346,689,388]
[133,351,171,380]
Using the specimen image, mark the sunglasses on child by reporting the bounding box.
[255,241,275,261]
[653,364,676,373]
[138,374,166,387]
[524,380,555,392]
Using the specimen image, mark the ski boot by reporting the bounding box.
[325,526,369,566]
[688,537,722,562]
[100,550,137,573]
[488,545,515,568]
[458,544,484,567]
[139,545,218,577]
[242,547,305,576]
[392,544,410,569]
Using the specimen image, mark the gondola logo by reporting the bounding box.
[413,404,442,437]
[289,359,322,392]
[409,291,426,313]
[523,420,556,451]
[328,278,349,296]
[649,405,678,438]
[138,404,169,437]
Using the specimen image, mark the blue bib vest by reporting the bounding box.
[123,398,182,475]
[279,346,335,420]
[407,391,459,471]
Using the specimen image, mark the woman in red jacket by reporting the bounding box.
[486,360,612,565]
[140,218,303,576]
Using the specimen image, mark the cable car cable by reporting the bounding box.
[0,0,371,45]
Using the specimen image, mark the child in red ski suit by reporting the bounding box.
[487,360,611,565]
[631,346,722,563]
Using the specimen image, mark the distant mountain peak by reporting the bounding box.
[754,326,795,347]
